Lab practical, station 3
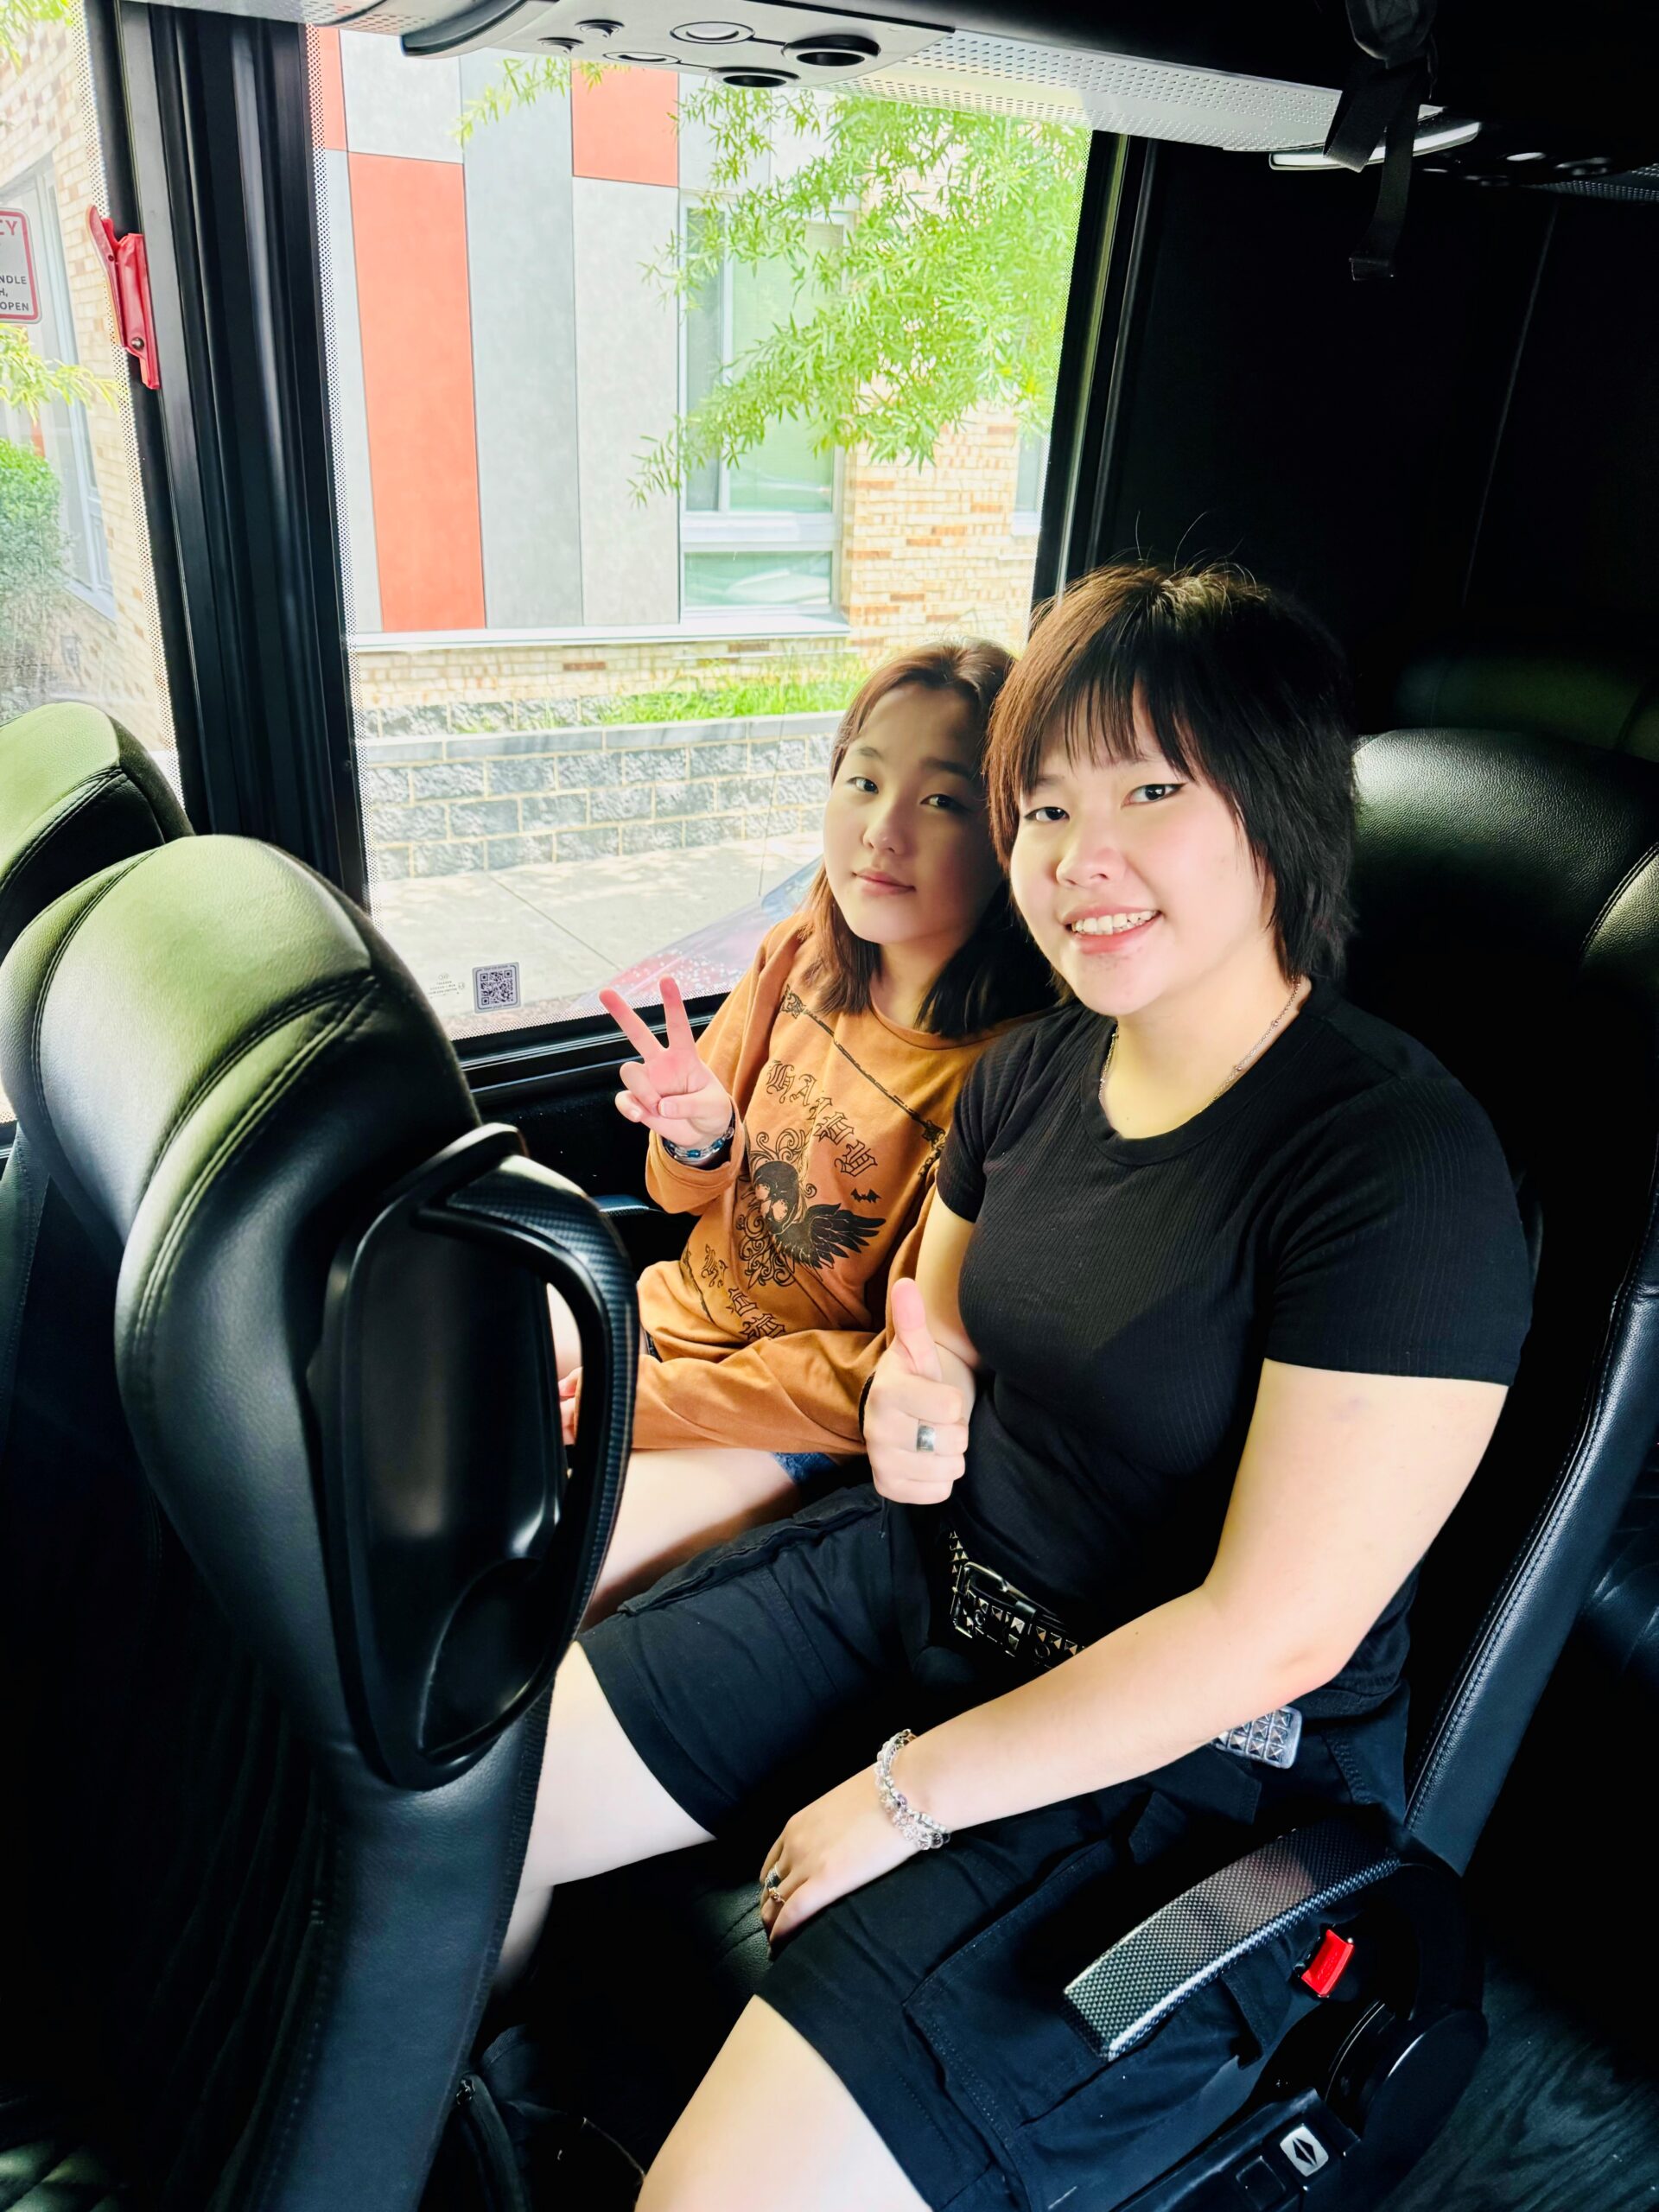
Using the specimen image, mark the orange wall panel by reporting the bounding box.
[350,154,486,633]
[311,30,346,152]
[571,66,677,187]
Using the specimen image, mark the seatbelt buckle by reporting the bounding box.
[1213,1705,1303,1770]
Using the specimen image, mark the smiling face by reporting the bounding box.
[1008,700,1281,1019]
[821,682,1004,967]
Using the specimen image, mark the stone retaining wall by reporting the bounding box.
[360,709,839,881]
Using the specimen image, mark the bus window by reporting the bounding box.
[1,0,180,1120]
[307,43,1090,1038]
[0,6,175,760]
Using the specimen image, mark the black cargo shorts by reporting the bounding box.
[581,1486,1406,2212]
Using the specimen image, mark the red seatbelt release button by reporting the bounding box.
[1299,1927,1356,1999]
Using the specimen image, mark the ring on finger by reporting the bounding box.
[761,1866,784,1899]
[915,1421,937,1454]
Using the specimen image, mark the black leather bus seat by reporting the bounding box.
[0,702,189,957]
[528,724,1659,2205]
[0,835,568,2211]
[1393,627,1659,760]
[0,704,191,2206]
[1391,645,1659,1701]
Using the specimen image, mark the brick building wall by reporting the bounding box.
[346,407,1043,732]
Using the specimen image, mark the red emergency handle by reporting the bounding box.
[1299,1926,1357,1999]
[88,208,159,391]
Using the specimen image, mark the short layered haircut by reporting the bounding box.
[986,563,1357,981]
[803,643,1054,1035]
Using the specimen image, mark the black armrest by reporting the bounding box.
[593,1194,691,1273]
[1065,1815,1405,2061]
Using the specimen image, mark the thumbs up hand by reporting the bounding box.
[864,1279,971,1504]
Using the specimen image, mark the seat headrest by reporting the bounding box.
[0,836,470,1263]
[0,838,480,1746]
[1351,726,1659,1166]
[1392,632,1659,762]
[0,703,191,962]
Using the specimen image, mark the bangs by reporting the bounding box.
[1042,648,1211,792]
[988,567,1231,858]
[982,561,1357,982]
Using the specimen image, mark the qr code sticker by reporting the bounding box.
[473,962,521,1013]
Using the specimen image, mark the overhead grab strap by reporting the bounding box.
[1322,0,1440,281]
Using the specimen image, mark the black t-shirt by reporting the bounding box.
[935,982,1532,1715]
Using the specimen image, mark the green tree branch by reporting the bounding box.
[454,65,1087,497]
[640,88,1087,497]
[0,327,118,412]
[0,0,74,68]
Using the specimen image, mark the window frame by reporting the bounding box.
[111,0,365,897]
[89,10,1133,1077]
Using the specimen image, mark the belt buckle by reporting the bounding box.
[950,1556,1032,1659]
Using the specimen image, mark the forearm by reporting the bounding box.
[900,1584,1332,1834]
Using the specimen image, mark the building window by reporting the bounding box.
[681,210,839,615]
[1014,427,1049,535]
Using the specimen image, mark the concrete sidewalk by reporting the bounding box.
[367,831,822,1029]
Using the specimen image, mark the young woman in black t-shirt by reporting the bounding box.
[498,565,1531,2212]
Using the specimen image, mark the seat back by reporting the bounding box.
[1392,631,1659,761]
[1346,727,1659,1867]
[0,835,625,2209]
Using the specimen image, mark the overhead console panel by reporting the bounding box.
[141,0,1659,181]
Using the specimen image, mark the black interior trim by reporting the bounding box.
[460,995,722,1108]
[83,0,207,832]
[118,3,366,900]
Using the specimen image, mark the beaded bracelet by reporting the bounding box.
[874,1729,950,1851]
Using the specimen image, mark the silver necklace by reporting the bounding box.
[1100,976,1306,1116]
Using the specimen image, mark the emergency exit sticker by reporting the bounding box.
[0,210,41,324]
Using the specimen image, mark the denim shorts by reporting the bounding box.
[639,1332,847,1486]
[582,1489,1408,2212]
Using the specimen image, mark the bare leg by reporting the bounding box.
[546,1284,583,1378]
[586,1446,798,1618]
[496,1643,713,1989]
[639,1998,929,2212]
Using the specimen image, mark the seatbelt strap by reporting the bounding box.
[0,1131,48,1469]
[1322,55,1428,281]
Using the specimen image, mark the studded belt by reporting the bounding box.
[939,1526,1302,1769]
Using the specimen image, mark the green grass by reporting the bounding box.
[594,660,868,727]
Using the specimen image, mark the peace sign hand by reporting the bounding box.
[599,976,735,1154]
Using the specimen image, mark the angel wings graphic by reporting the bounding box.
[738,1128,885,1280]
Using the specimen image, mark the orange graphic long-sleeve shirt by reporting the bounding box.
[632,917,1011,1456]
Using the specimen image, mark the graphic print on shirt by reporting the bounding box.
[736,1123,885,1286]
[779,989,948,1160]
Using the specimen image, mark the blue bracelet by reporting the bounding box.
[660,1114,734,1166]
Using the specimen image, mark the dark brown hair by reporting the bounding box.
[803,643,1054,1034]
[986,563,1357,981]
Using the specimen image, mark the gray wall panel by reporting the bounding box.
[341,33,462,163]
[572,175,680,626]
[461,60,582,628]
[316,147,382,634]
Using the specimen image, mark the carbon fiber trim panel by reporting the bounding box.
[1065,1815,1401,2061]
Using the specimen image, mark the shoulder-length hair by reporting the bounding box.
[801,643,1055,1036]
[985,563,1357,982]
